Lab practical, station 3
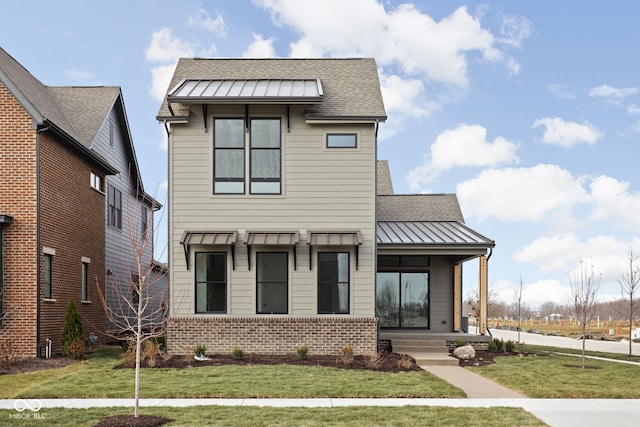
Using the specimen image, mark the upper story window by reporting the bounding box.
[109,118,114,147]
[90,172,103,192]
[141,206,149,240]
[108,185,122,229]
[326,133,357,148]
[213,118,281,195]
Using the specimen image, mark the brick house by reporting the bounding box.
[157,58,494,356]
[0,47,164,357]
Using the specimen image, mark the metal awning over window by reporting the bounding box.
[245,231,300,270]
[306,231,363,270]
[180,231,238,270]
[167,79,324,104]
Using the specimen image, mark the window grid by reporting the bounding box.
[195,252,227,313]
[108,185,122,229]
[213,118,245,194]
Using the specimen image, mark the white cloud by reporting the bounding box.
[243,33,277,58]
[188,8,226,36]
[547,83,576,99]
[379,73,433,119]
[160,180,168,190]
[457,164,589,223]
[406,124,518,189]
[590,175,640,231]
[63,67,102,85]
[149,63,177,102]
[145,28,196,63]
[588,84,638,99]
[627,104,640,115]
[491,278,570,311]
[498,14,533,48]
[532,117,602,148]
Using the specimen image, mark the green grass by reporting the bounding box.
[2,348,463,399]
[467,344,640,398]
[0,406,546,427]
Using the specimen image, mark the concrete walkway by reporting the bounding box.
[3,398,640,426]
[421,365,527,398]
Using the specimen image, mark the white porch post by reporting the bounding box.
[479,255,488,335]
[453,263,462,332]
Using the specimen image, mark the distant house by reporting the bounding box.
[157,57,494,356]
[0,47,165,357]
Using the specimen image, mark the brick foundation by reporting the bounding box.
[166,316,378,356]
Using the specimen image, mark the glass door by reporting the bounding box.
[376,272,429,329]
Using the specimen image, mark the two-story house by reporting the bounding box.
[0,47,165,357]
[158,58,493,356]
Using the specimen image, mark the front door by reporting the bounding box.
[376,272,429,328]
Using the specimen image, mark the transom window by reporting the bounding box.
[317,252,350,314]
[195,252,227,313]
[213,118,281,195]
[256,252,288,314]
[326,133,357,148]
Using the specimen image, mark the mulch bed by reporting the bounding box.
[115,350,423,373]
[94,415,173,427]
[0,356,79,375]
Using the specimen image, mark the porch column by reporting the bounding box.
[453,263,462,332]
[479,255,488,335]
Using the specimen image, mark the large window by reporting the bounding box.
[317,252,350,314]
[108,185,122,229]
[214,119,245,194]
[44,253,52,299]
[213,118,281,195]
[195,252,227,313]
[256,252,288,314]
[250,119,281,194]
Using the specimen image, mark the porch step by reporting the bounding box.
[391,339,458,367]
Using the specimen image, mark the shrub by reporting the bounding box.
[0,340,17,367]
[492,338,504,352]
[68,338,85,359]
[339,344,354,364]
[487,340,498,353]
[120,338,137,364]
[143,340,161,367]
[455,338,466,348]
[61,299,83,358]
[296,345,309,360]
[504,339,516,353]
[232,346,244,361]
[366,352,384,369]
[194,343,207,357]
[395,354,414,370]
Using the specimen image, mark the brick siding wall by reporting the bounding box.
[39,132,107,355]
[166,316,378,356]
[0,83,39,356]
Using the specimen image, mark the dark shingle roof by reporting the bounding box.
[377,160,394,195]
[377,194,465,222]
[157,58,387,121]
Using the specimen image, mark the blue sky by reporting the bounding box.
[3,0,640,309]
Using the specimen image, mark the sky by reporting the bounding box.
[2,0,640,310]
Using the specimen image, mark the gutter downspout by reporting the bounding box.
[35,123,50,358]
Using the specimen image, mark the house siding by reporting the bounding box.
[0,83,39,356]
[429,257,454,332]
[39,132,106,354]
[168,104,377,354]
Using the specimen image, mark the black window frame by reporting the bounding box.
[250,118,281,195]
[141,206,149,241]
[213,118,246,194]
[44,253,52,299]
[82,261,89,301]
[108,185,122,229]
[256,251,288,314]
[317,252,350,314]
[131,274,140,308]
[195,252,228,314]
[326,133,357,149]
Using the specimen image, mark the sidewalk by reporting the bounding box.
[421,365,526,398]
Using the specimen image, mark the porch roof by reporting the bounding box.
[377,221,494,248]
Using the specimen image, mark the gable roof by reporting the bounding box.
[0,47,116,175]
[377,194,465,222]
[157,58,387,122]
[377,160,394,195]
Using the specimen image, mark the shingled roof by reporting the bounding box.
[377,194,465,222]
[157,58,387,121]
[377,160,394,195]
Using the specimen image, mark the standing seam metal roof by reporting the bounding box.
[377,221,495,247]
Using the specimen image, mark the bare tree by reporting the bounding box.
[96,189,167,419]
[567,259,601,368]
[618,249,640,356]
[512,276,526,351]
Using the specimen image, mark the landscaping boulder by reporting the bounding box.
[453,345,476,360]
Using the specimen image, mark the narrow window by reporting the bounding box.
[250,119,281,194]
[44,254,52,299]
[109,118,114,147]
[108,185,122,229]
[141,206,148,240]
[326,133,357,148]
[131,274,140,308]
[256,252,288,314]
[90,172,103,191]
[213,119,245,194]
[82,261,89,301]
[317,252,350,314]
[195,252,227,313]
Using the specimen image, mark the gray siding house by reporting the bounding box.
[158,58,493,356]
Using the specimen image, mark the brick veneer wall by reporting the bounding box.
[0,83,38,356]
[39,132,107,355]
[166,316,379,356]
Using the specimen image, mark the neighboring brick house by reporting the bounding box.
[0,47,164,357]
[157,58,494,356]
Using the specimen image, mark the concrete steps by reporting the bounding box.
[392,339,459,366]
